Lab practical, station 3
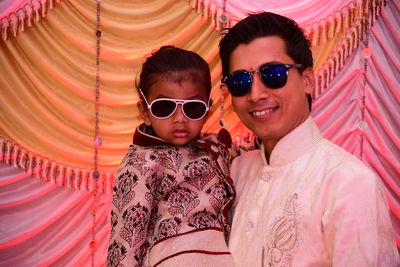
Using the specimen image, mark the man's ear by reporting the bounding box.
[137,101,152,126]
[302,67,316,95]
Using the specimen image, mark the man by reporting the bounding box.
[219,12,399,266]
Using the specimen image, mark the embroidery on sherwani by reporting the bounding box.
[134,241,149,266]
[206,182,228,212]
[188,208,219,228]
[195,138,235,244]
[112,170,139,213]
[110,209,118,239]
[165,185,200,216]
[124,147,149,175]
[262,193,303,267]
[155,217,182,241]
[187,145,207,159]
[155,173,178,201]
[196,139,229,178]
[107,240,127,266]
[183,157,215,190]
[120,203,149,247]
[210,142,230,176]
[147,206,161,238]
[107,127,236,266]
[149,147,183,172]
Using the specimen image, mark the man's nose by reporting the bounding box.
[247,73,270,102]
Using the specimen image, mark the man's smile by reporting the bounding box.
[250,106,279,119]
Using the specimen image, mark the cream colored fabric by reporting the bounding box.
[229,117,399,266]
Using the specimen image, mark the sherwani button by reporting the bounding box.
[244,222,254,232]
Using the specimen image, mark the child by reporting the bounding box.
[107,46,236,267]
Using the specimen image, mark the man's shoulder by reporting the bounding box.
[316,139,376,179]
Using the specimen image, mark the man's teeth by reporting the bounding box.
[252,108,275,116]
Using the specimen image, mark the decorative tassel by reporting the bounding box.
[191,0,198,9]
[17,10,25,32]
[105,171,113,194]
[18,149,26,169]
[327,15,335,39]
[10,13,18,37]
[0,136,115,192]
[26,5,33,27]
[65,166,72,189]
[72,169,79,190]
[4,141,10,164]
[11,146,18,167]
[335,53,340,74]
[50,161,56,183]
[335,11,342,34]
[203,0,210,19]
[321,19,327,43]
[196,0,202,13]
[88,169,94,191]
[372,0,377,24]
[57,166,65,187]
[27,152,33,175]
[32,0,40,21]
[329,59,334,82]
[342,6,350,30]
[349,1,356,23]
[41,0,47,18]
[41,159,48,181]
[312,22,320,46]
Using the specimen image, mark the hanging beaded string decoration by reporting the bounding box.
[90,0,102,265]
[359,0,373,160]
[219,0,228,127]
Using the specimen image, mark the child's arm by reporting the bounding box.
[107,148,152,267]
[200,128,259,163]
[230,129,259,160]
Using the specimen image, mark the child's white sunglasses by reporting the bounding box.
[139,88,210,120]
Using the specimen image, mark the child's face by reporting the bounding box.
[138,79,209,146]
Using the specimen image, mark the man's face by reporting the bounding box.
[229,36,314,150]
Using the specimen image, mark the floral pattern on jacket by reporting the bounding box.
[107,125,236,267]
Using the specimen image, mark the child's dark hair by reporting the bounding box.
[137,45,211,99]
[219,12,313,109]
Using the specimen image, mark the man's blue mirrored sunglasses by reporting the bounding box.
[222,63,303,97]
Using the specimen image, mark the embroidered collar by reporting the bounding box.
[133,124,171,146]
[260,116,323,167]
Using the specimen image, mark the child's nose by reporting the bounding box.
[172,104,187,122]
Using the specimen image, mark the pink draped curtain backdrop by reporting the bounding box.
[0,0,399,266]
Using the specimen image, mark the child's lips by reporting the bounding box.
[173,129,189,138]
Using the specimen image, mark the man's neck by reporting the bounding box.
[261,116,312,165]
[263,140,277,164]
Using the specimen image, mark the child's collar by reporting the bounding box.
[133,124,169,146]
